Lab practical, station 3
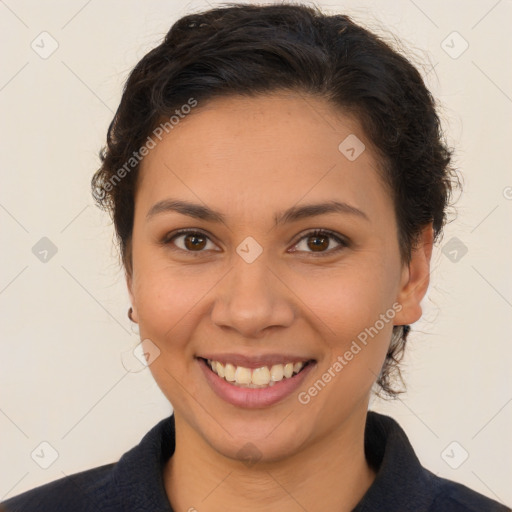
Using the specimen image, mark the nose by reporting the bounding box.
[210,256,296,338]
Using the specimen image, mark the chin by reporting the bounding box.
[199,413,312,465]
[219,432,307,466]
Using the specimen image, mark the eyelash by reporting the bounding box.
[161,228,349,257]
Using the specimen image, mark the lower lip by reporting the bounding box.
[198,358,315,409]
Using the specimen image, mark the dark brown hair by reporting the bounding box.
[91,2,458,398]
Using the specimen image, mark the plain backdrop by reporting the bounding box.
[1,0,511,506]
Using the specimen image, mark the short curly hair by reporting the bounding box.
[91,2,459,399]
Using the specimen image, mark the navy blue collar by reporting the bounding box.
[110,410,508,511]
[112,410,432,511]
[113,414,176,511]
[2,410,508,511]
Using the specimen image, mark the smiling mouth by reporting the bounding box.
[200,357,314,388]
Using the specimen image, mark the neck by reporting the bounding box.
[164,407,375,512]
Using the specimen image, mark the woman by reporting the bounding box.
[2,3,509,511]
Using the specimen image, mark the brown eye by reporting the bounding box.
[307,233,330,251]
[183,233,207,251]
[292,229,348,255]
[164,230,217,253]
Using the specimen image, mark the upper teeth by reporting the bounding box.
[207,360,306,388]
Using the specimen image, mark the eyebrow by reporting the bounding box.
[145,198,370,225]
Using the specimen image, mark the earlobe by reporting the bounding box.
[394,224,434,326]
[126,270,139,323]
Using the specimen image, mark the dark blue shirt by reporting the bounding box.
[1,411,510,511]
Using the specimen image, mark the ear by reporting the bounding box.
[393,224,434,326]
[126,269,139,324]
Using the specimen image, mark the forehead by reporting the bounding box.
[135,92,392,223]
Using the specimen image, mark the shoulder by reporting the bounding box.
[427,475,511,512]
[0,414,176,512]
[0,463,116,512]
[358,411,510,512]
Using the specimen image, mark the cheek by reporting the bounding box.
[132,263,216,407]
[135,267,208,342]
[290,255,399,393]
[293,273,396,418]
[292,254,400,342]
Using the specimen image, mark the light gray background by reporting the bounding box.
[1,0,511,506]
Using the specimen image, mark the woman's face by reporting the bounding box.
[127,92,431,462]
